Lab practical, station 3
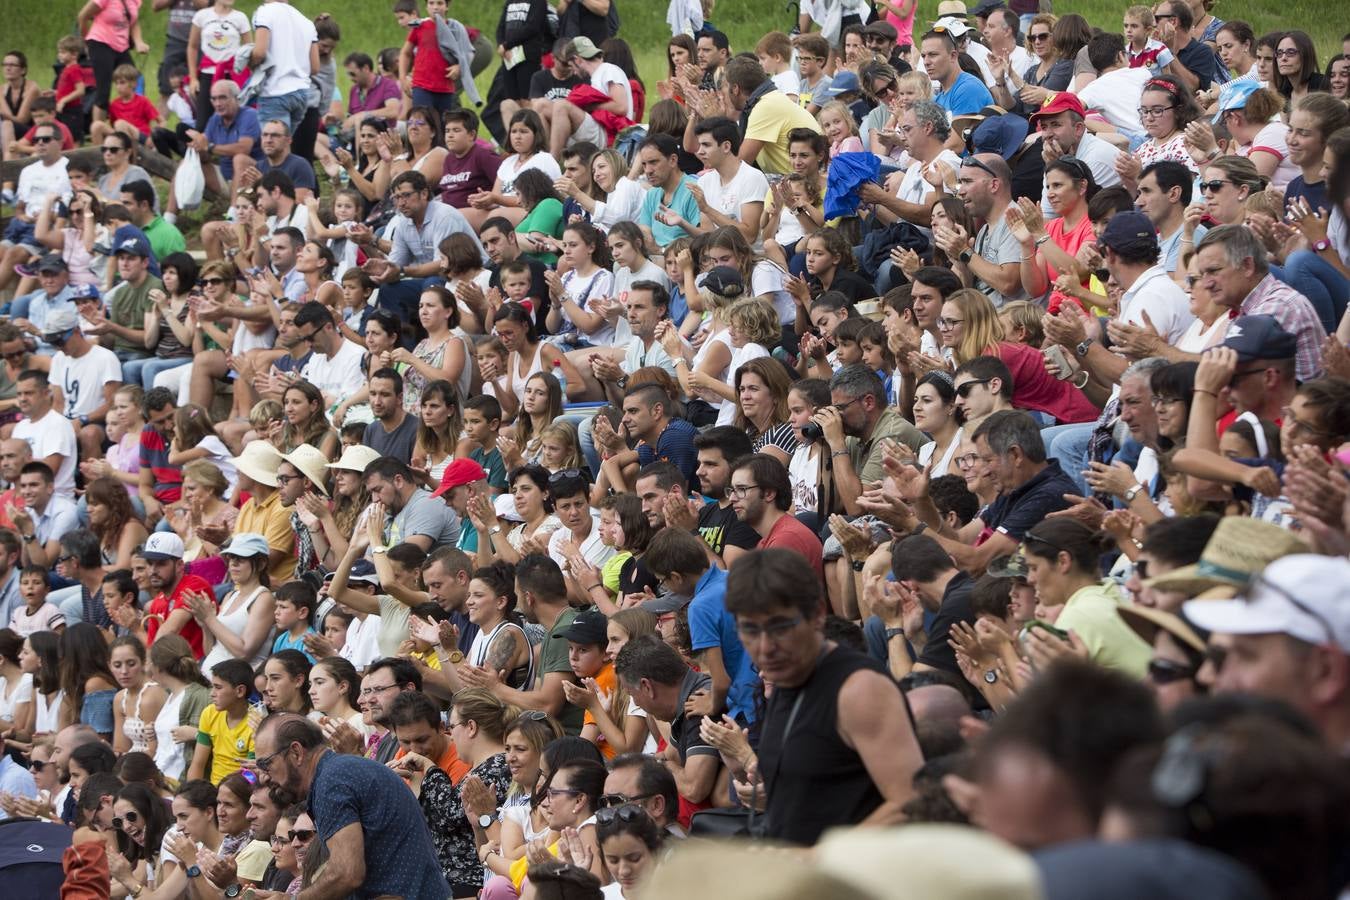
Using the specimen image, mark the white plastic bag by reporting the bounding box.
[174,148,205,210]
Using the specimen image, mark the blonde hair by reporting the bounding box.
[113,63,140,84]
[896,70,932,100]
[998,300,1046,348]
[249,399,283,431]
[1125,5,1154,27]
[948,289,1006,364]
[537,422,583,469]
[182,459,229,498]
[726,298,781,348]
[755,31,793,62]
[1244,189,1284,220]
[818,101,860,138]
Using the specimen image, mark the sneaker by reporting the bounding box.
[0,188,15,205]
[13,262,36,278]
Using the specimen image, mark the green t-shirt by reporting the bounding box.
[143,216,187,261]
[110,275,164,355]
[1056,581,1151,678]
[543,606,585,735]
[517,198,564,265]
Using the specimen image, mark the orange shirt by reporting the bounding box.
[583,663,619,760]
[396,737,471,785]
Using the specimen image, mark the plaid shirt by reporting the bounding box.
[1234,274,1325,382]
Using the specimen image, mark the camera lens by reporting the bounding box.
[801,422,824,443]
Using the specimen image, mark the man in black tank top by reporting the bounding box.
[724,548,924,845]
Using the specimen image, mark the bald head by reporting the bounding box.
[54,724,100,772]
[0,438,31,482]
[907,683,972,728]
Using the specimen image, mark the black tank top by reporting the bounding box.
[757,644,900,845]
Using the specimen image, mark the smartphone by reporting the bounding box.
[1020,619,1070,643]
[1042,344,1078,381]
[766,173,785,186]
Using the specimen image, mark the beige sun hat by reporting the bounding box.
[818,824,1043,900]
[1144,517,1307,600]
[280,444,331,497]
[636,842,879,900]
[230,440,283,488]
[1117,604,1208,654]
[327,444,382,473]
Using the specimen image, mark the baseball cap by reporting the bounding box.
[1098,210,1159,256]
[1183,554,1350,650]
[704,266,745,298]
[36,253,68,274]
[932,15,972,36]
[1028,92,1087,126]
[641,591,691,615]
[1221,315,1297,363]
[1212,78,1263,123]
[70,283,100,302]
[987,552,1029,582]
[971,0,1008,18]
[820,70,862,100]
[113,233,152,258]
[554,608,609,645]
[431,458,488,498]
[142,532,186,561]
[570,37,603,59]
[348,558,380,587]
[219,533,271,559]
[43,308,79,338]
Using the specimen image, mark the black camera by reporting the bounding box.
[801,422,824,443]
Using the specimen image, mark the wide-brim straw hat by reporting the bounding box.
[280,444,332,497]
[1144,518,1307,598]
[230,440,283,488]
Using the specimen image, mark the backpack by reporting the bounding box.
[612,125,647,165]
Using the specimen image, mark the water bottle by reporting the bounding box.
[553,359,568,404]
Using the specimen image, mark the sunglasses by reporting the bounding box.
[29,759,46,772]
[198,277,226,286]
[955,379,989,398]
[33,135,57,144]
[1147,657,1197,685]
[597,792,656,810]
[1198,179,1233,194]
[113,809,140,830]
[548,468,585,483]
[595,803,650,826]
[1028,31,1051,41]
[102,145,124,153]
[291,829,316,843]
[2,350,26,361]
[961,156,1000,180]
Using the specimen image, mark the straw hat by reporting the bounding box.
[1144,518,1307,599]
[637,842,878,900]
[1117,604,1208,654]
[231,440,283,488]
[328,444,382,473]
[818,824,1042,900]
[280,444,331,497]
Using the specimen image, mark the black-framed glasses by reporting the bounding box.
[597,792,656,810]
[1137,105,1176,119]
[255,747,287,773]
[595,803,650,826]
[55,554,75,565]
[2,349,26,361]
[1228,367,1267,387]
[198,277,226,286]
[1024,528,1072,556]
[546,787,585,800]
[1148,657,1198,685]
[514,709,550,723]
[1154,12,1178,20]
[1198,179,1233,194]
[955,379,990,398]
[735,615,805,642]
[1150,395,1186,410]
[1133,558,1150,580]
[33,135,57,144]
[955,452,980,469]
[291,829,316,843]
[1028,31,1051,41]
[1279,405,1330,440]
[391,190,420,202]
[101,145,124,153]
[937,316,963,330]
[1274,48,1300,59]
[873,80,898,98]
[358,682,399,697]
[274,473,300,486]
[833,395,863,413]
[727,484,761,499]
[112,809,140,830]
[29,759,46,772]
[1055,155,1090,180]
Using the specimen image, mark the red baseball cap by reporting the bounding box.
[1028,92,1087,126]
[431,458,488,498]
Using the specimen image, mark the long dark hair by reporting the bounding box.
[29,630,62,695]
[515,169,561,211]
[416,379,462,463]
[60,623,115,724]
[354,117,391,172]
[115,783,173,865]
[86,476,138,553]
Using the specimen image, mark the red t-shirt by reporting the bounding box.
[146,573,215,659]
[998,340,1100,425]
[758,514,824,581]
[109,94,160,136]
[22,121,76,151]
[406,20,455,94]
[56,64,96,105]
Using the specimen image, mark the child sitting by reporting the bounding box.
[457,395,507,494]
[306,188,365,280]
[756,32,800,102]
[857,320,899,405]
[476,335,510,401]
[271,582,318,661]
[9,565,65,636]
[818,100,864,157]
[90,64,159,145]
[186,658,255,784]
[762,172,823,271]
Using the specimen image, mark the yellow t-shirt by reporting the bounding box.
[744,91,822,175]
[235,491,295,586]
[196,705,255,785]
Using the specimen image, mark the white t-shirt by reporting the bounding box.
[16,158,71,216]
[1077,67,1151,134]
[495,153,562,198]
[191,7,251,72]
[548,517,616,572]
[750,259,794,325]
[1246,121,1298,193]
[897,150,963,236]
[590,61,634,120]
[266,204,311,239]
[301,337,367,411]
[51,346,122,419]
[697,162,769,227]
[251,1,317,97]
[0,673,33,723]
[788,443,820,515]
[340,612,384,671]
[559,267,617,344]
[14,410,78,498]
[771,69,801,97]
[1118,265,1195,346]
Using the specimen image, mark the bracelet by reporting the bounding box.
[830,449,849,458]
[1034,234,1051,247]
[1179,238,1193,244]
[584,583,602,592]
[1073,370,1090,389]
[1020,254,1033,261]
[1193,388,1217,396]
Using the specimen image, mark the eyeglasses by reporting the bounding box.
[2,349,26,361]
[548,468,584,484]
[391,190,420,202]
[955,452,980,469]
[736,615,805,642]
[937,316,963,330]
[359,682,399,697]
[29,759,46,772]
[727,484,761,499]
[274,473,301,486]
[55,554,75,565]
[1280,405,1330,440]
[514,709,550,723]
[1228,367,1267,387]
[113,810,140,830]
[407,119,429,128]
[1024,528,1073,556]
[597,792,656,810]
[595,803,650,826]
[833,395,863,413]
[1154,12,1178,20]
[291,829,316,843]
[447,718,466,730]
[955,379,990,398]
[1150,395,1185,410]
[1147,657,1198,685]
[269,832,291,847]
[546,787,585,800]
[1137,105,1175,119]
[199,277,226,286]
[1275,48,1300,59]
[873,80,897,98]
[1133,558,1150,580]
[1198,179,1233,194]
[254,747,287,773]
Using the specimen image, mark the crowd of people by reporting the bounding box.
[2,0,1350,897]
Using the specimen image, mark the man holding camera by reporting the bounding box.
[813,365,926,517]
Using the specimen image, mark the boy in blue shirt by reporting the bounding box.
[271,581,318,661]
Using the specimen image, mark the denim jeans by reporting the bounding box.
[125,355,192,390]
[1274,251,1349,333]
[116,350,153,384]
[1041,421,1097,495]
[411,87,460,114]
[256,89,310,136]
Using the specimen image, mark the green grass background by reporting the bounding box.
[10,0,1348,125]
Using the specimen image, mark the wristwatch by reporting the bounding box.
[186,865,202,879]
[958,249,972,264]
[984,669,999,684]
[372,545,387,554]
[850,558,866,572]
[911,522,928,537]
[490,525,503,535]
[1074,336,1095,358]
[224,885,243,898]
[884,627,906,642]
[1312,238,1332,253]
[1123,484,1145,503]
[478,811,498,828]
[447,650,465,664]
[21,533,35,543]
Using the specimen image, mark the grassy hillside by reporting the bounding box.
[11,0,1347,123]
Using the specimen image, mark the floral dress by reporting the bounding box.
[419,752,512,894]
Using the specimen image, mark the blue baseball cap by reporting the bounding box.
[821,70,861,99]
[1213,79,1262,123]
[1098,210,1159,256]
[1222,315,1297,362]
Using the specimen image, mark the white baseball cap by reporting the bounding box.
[1183,555,1350,651]
[142,532,186,561]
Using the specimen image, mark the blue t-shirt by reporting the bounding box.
[272,627,317,662]
[687,566,758,724]
[635,417,700,491]
[934,72,994,116]
[669,285,689,328]
[1284,177,1329,215]
[638,176,701,249]
[309,750,450,899]
[204,107,264,180]
[259,152,319,194]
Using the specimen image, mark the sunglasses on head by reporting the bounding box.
[548,468,585,483]
[595,803,650,826]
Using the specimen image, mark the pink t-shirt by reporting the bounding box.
[1046,213,1096,314]
[85,0,143,54]
[106,434,141,495]
[885,5,917,48]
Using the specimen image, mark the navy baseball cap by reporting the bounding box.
[1098,211,1158,256]
[1222,315,1297,362]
